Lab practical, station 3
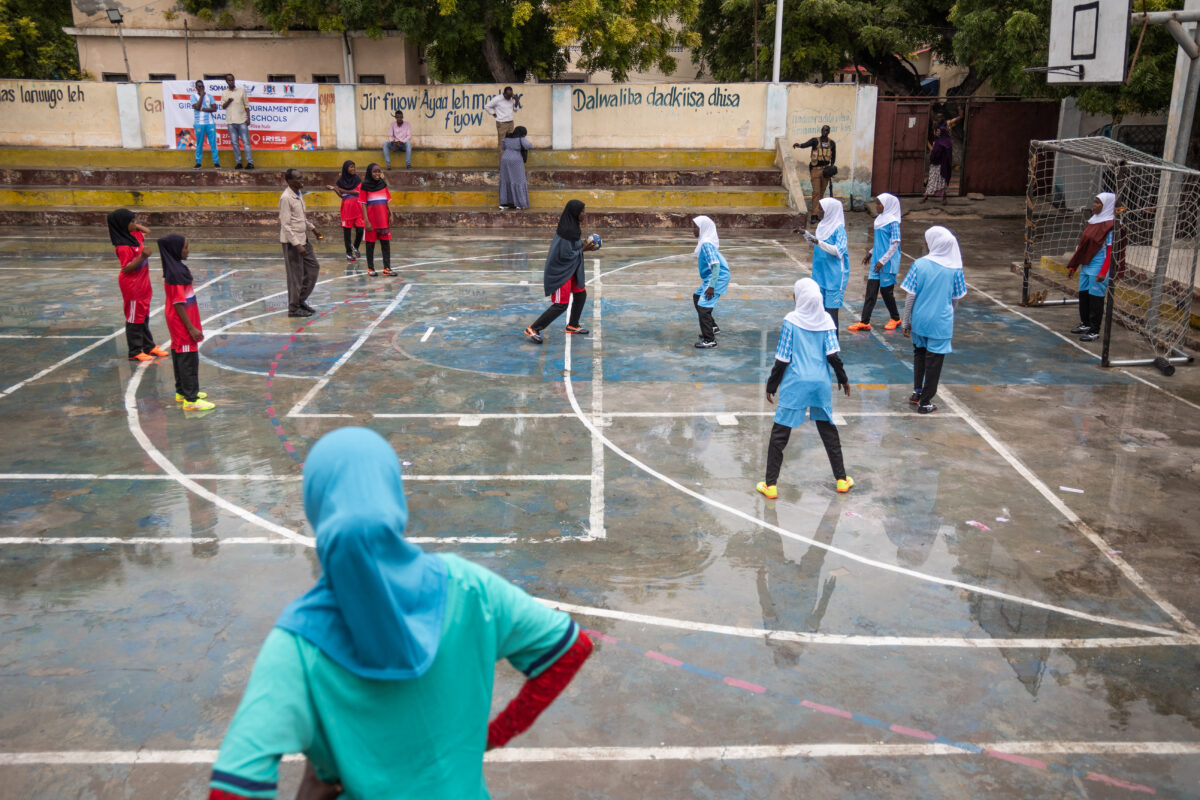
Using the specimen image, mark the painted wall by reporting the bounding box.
[355,85,553,150]
[570,83,766,149]
[0,81,122,147]
[785,83,876,202]
[137,82,167,148]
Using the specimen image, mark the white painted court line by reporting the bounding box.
[543,599,1198,649]
[286,283,412,418]
[588,260,606,540]
[560,318,1182,638]
[420,326,434,342]
[0,269,237,400]
[0,473,589,482]
[716,414,739,426]
[1,741,1195,767]
[0,535,601,546]
[0,334,107,339]
[366,410,957,420]
[457,415,482,427]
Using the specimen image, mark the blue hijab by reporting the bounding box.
[276,427,448,680]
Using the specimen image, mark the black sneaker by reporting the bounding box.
[523,326,544,344]
[246,163,255,170]
[917,403,937,414]
[235,163,244,170]
[908,390,921,404]
[288,309,314,318]
[695,339,718,349]
[193,164,202,169]
[1070,324,1090,334]
[300,302,315,313]
[1080,331,1100,342]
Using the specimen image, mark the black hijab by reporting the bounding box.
[361,163,386,192]
[107,208,139,248]
[555,199,584,242]
[335,160,361,192]
[158,234,192,285]
[509,126,529,163]
[543,200,586,295]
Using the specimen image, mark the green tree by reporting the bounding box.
[689,0,955,93]
[241,0,697,82]
[0,0,81,79]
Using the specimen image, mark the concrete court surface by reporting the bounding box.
[0,216,1198,799]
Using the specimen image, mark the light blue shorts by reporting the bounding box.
[912,333,952,354]
[1079,270,1108,298]
[774,405,832,427]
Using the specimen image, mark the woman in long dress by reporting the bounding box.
[499,126,532,210]
[922,116,960,204]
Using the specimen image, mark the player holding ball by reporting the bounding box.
[523,200,601,344]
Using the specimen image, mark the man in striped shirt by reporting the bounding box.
[189,80,220,169]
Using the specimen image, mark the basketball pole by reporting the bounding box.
[772,0,784,83]
[1132,0,1200,164]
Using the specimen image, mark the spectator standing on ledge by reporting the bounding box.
[384,110,412,169]
[279,168,321,318]
[485,86,521,147]
[221,74,253,170]
[793,125,836,225]
[189,80,220,169]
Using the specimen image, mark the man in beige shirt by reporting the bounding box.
[279,168,321,317]
[221,74,254,170]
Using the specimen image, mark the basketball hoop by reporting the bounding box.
[1022,65,1087,78]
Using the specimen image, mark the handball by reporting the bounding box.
[588,233,602,249]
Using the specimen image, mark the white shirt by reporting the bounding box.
[484,93,519,123]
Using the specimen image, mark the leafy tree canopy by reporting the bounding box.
[689,0,1185,116]
[0,0,81,79]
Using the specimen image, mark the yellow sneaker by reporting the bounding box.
[175,392,208,402]
[755,481,778,499]
[182,398,215,411]
[836,476,855,493]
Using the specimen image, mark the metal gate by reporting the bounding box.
[872,99,932,196]
[874,97,1061,197]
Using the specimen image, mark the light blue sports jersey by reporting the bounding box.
[900,257,968,341]
[694,242,731,308]
[774,321,840,422]
[189,91,217,126]
[811,227,850,308]
[1081,230,1113,277]
[870,222,901,279]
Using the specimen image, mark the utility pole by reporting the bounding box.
[1132,0,1200,165]
[771,0,784,83]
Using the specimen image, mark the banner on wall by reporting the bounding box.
[162,80,320,151]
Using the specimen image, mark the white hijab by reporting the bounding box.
[784,277,837,332]
[693,215,719,255]
[873,193,902,229]
[923,226,963,269]
[814,198,845,241]
[1088,192,1116,225]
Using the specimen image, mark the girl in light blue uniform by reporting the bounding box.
[850,192,903,331]
[804,197,850,329]
[692,215,730,348]
[901,226,968,414]
[1066,192,1115,342]
[757,277,854,499]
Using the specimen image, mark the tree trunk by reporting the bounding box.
[482,27,519,82]
[946,65,986,98]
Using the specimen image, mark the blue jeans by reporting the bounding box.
[228,122,252,165]
[384,140,411,167]
[194,124,218,166]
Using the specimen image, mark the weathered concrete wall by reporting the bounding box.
[0,81,122,147]
[355,85,554,150]
[570,83,766,149]
[137,82,166,148]
[785,83,876,203]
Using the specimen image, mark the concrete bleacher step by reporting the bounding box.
[0,147,794,228]
[0,167,782,189]
[0,206,796,230]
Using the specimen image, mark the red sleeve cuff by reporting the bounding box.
[488,631,593,749]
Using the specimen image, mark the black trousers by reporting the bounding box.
[861,280,900,323]
[125,321,156,358]
[912,347,945,405]
[1078,291,1104,333]
[283,242,320,313]
[366,239,391,270]
[692,293,717,342]
[343,226,363,256]
[825,306,840,332]
[171,350,200,402]
[765,420,846,485]
[531,290,586,332]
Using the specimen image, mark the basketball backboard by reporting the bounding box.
[1046,0,1131,84]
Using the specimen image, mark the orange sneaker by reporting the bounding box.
[755,481,778,499]
[149,346,170,357]
[884,318,902,331]
[836,476,855,493]
[130,352,155,362]
[848,322,871,332]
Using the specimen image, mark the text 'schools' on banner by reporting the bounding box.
[162,80,320,151]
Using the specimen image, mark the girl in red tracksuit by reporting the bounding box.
[107,208,168,362]
[358,163,394,276]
